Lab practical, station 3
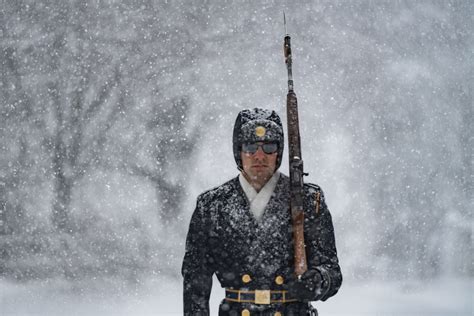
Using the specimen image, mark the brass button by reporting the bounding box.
[242,274,251,283]
[275,312,282,316]
[242,309,250,316]
[275,275,284,285]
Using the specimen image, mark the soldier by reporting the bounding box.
[182,108,342,315]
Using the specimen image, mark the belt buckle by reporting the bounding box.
[255,290,271,304]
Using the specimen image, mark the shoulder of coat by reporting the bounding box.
[198,176,239,203]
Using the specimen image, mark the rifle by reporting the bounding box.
[284,13,308,277]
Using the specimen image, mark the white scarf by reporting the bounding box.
[239,171,280,221]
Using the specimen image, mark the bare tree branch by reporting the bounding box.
[82,66,121,122]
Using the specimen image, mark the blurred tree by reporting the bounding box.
[101,1,210,224]
[6,1,126,232]
[0,33,38,235]
[124,96,200,224]
[1,0,211,232]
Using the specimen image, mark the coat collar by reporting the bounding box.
[238,171,281,221]
[226,173,289,226]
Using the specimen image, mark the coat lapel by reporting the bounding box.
[258,175,290,238]
[225,177,258,235]
[252,175,293,278]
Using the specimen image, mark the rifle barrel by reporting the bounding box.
[283,16,307,277]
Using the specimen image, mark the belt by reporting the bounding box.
[225,289,298,305]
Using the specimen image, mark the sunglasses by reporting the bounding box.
[242,142,278,154]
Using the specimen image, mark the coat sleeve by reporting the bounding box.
[305,186,343,301]
[182,195,214,315]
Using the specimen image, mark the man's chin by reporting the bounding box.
[248,171,272,181]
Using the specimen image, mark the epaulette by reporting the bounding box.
[304,182,322,193]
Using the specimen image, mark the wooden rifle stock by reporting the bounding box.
[287,91,308,277]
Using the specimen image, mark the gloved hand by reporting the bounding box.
[286,269,323,302]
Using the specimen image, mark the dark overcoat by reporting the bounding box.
[182,174,342,315]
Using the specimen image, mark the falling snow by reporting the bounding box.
[0,1,472,315]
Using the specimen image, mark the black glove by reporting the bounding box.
[286,269,323,302]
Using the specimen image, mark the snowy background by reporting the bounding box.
[1,1,472,315]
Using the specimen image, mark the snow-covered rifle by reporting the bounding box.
[284,14,308,277]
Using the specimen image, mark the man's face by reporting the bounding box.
[241,142,278,188]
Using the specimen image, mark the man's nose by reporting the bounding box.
[253,147,266,159]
